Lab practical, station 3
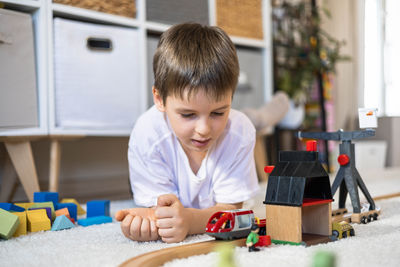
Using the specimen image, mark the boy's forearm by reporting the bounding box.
[185,202,242,235]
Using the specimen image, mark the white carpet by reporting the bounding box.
[1,168,400,267]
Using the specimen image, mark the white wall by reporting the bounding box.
[319,0,361,130]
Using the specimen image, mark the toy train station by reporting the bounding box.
[264,142,334,246]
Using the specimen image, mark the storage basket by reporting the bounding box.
[216,0,263,40]
[52,0,136,18]
[53,18,143,130]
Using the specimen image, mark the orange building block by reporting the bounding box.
[12,211,27,237]
[55,208,70,217]
[27,209,51,232]
[55,208,75,223]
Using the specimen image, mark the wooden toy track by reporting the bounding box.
[119,238,246,267]
[120,192,400,267]
[332,192,400,223]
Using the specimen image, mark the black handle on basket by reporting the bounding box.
[86,37,113,51]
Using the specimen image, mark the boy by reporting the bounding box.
[116,23,259,243]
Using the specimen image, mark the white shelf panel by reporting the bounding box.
[230,36,266,48]
[145,21,171,33]
[0,128,47,137]
[49,128,132,137]
[0,0,40,9]
[145,21,267,49]
[51,3,140,28]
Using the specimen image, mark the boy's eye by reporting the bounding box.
[181,113,194,118]
[212,112,224,116]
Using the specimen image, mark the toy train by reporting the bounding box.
[205,209,267,241]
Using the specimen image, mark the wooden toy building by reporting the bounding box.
[264,142,333,246]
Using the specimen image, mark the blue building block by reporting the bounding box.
[34,192,59,206]
[0,203,25,212]
[77,216,112,227]
[51,215,75,231]
[86,200,110,217]
[56,203,77,221]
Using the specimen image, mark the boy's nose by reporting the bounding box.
[195,118,211,136]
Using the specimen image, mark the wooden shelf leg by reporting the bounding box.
[5,141,40,202]
[49,139,61,192]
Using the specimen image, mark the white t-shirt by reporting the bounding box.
[128,105,259,209]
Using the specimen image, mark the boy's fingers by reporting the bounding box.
[141,218,151,239]
[115,209,137,221]
[115,210,127,221]
[157,194,179,207]
[120,214,134,238]
[158,227,175,238]
[156,217,174,228]
[154,206,174,219]
[116,208,156,221]
[130,216,143,239]
[150,220,159,240]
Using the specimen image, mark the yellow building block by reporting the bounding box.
[60,198,86,215]
[30,202,55,220]
[14,202,34,210]
[27,210,51,232]
[12,211,27,237]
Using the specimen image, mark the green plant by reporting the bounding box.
[272,0,350,103]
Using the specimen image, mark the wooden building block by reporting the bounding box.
[12,211,27,237]
[77,216,112,227]
[87,200,110,217]
[30,202,55,220]
[28,207,52,220]
[60,198,86,215]
[56,203,77,221]
[14,202,34,210]
[302,203,332,236]
[33,191,59,206]
[266,204,302,243]
[0,208,19,239]
[55,207,70,217]
[27,209,51,232]
[0,203,25,212]
[51,215,75,231]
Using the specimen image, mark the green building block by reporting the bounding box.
[0,208,20,239]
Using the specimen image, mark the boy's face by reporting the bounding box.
[153,87,232,155]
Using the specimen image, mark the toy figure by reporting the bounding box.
[246,224,260,252]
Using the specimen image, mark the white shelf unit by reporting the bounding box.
[1,0,273,137]
[0,0,48,137]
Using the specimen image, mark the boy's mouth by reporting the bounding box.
[191,138,211,148]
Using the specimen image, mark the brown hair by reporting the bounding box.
[153,23,239,103]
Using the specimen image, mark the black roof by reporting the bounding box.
[264,151,333,207]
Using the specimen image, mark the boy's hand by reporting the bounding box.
[115,208,159,242]
[155,194,192,243]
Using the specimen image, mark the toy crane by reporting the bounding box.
[297,108,380,223]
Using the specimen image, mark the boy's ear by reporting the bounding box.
[152,86,166,112]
